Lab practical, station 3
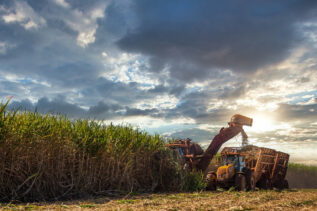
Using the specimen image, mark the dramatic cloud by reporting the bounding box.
[118,0,317,81]
[59,1,108,47]
[1,1,46,30]
[276,101,317,122]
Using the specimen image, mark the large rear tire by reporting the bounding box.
[283,179,289,189]
[244,168,256,191]
[235,174,246,191]
[274,179,289,190]
[277,179,289,190]
[258,178,272,190]
[247,172,256,191]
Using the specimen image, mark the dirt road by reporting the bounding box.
[1,189,317,211]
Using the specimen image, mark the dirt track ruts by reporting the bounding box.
[1,189,317,211]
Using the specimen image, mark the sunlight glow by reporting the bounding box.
[246,115,277,133]
[244,114,292,134]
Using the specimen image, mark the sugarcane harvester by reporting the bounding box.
[168,114,252,171]
[167,114,290,190]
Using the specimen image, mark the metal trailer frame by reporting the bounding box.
[221,147,289,189]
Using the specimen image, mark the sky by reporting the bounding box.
[1,0,317,165]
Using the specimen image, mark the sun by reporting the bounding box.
[245,115,277,133]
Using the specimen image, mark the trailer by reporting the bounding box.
[206,146,289,190]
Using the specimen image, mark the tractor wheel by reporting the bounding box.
[235,174,247,191]
[274,179,289,190]
[205,171,217,191]
[247,172,256,191]
[258,178,272,190]
[282,179,289,189]
[243,168,255,191]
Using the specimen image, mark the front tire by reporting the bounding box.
[235,174,246,191]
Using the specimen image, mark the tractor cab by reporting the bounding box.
[216,148,246,183]
[222,153,245,172]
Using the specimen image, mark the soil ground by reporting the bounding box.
[1,189,317,211]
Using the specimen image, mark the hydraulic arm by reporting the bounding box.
[196,114,252,171]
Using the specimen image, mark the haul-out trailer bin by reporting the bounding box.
[207,146,289,190]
